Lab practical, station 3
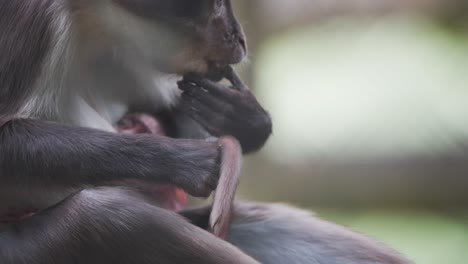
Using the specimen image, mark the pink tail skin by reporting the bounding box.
[210,136,243,240]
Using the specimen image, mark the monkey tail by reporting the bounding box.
[210,136,243,239]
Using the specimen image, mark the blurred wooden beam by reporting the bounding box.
[240,153,468,208]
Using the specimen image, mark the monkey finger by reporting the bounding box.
[184,75,236,99]
[181,91,257,125]
[178,96,198,115]
[183,87,231,111]
[179,96,213,119]
[180,96,225,120]
[177,80,198,93]
[185,94,235,120]
[224,66,248,91]
[189,113,223,136]
[180,98,226,135]
[180,81,231,108]
[180,80,227,103]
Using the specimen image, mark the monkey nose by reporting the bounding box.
[238,35,247,53]
[226,34,247,65]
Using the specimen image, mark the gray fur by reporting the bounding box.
[0,187,258,264]
[228,203,412,264]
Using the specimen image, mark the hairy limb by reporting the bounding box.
[0,187,258,264]
[0,119,220,197]
[117,112,242,239]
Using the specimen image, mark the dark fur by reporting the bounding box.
[176,69,272,153]
[0,187,257,264]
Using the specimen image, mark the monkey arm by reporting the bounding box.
[0,118,220,198]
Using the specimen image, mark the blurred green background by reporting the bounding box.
[231,1,468,263]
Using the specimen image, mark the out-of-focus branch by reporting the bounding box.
[240,153,468,208]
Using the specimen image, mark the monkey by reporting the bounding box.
[0,0,267,263]
[0,0,412,263]
[0,0,269,220]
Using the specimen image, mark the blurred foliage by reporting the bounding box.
[256,16,468,161]
[317,209,468,264]
[238,13,468,263]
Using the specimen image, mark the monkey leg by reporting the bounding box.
[0,187,258,264]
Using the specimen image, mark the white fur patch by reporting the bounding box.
[68,96,117,132]
[150,72,182,108]
[18,1,183,131]
[19,2,74,121]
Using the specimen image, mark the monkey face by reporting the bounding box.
[110,0,247,74]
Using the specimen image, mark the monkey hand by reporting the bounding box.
[166,138,221,198]
[178,70,272,154]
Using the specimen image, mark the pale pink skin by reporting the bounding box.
[0,208,37,225]
[0,113,187,224]
[117,113,167,135]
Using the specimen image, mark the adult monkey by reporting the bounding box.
[0,0,411,263]
[0,0,266,263]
